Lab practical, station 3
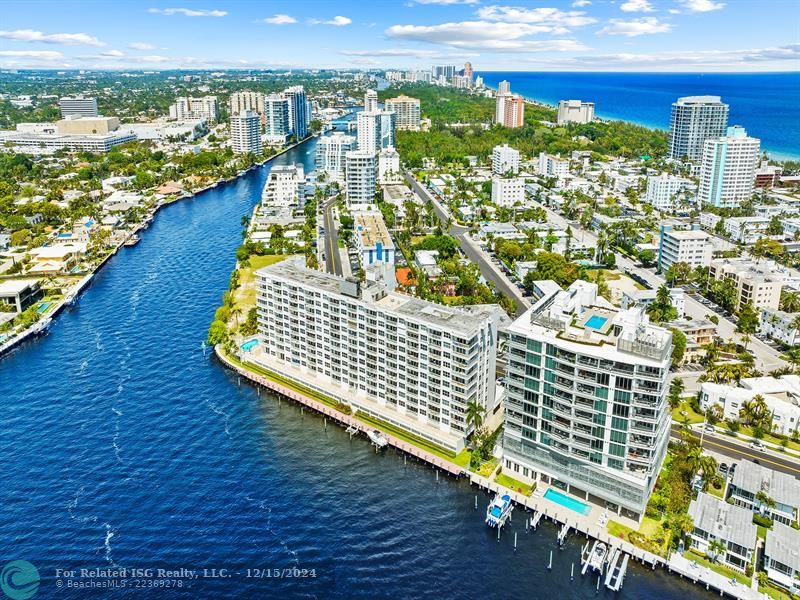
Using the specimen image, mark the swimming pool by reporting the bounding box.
[240,339,258,352]
[544,488,592,516]
[585,315,608,330]
[36,302,52,314]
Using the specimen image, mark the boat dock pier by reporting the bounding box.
[604,547,629,591]
[557,523,570,547]
[529,510,543,531]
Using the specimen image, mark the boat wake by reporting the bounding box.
[206,400,232,436]
[245,495,300,566]
[68,487,123,567]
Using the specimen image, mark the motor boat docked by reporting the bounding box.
[367,429,388,449]
[588,541,608,572]
[485,493,513,527]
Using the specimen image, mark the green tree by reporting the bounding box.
[665,261,692,285]
[736,302,759,351]
[707,538,726,563]
[465,400,485,434]
[207,320,228,345]
[668,377,685,410]
[669,328,687,367]
[647,285,678,323]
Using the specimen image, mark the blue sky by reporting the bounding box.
[0,0,798,72]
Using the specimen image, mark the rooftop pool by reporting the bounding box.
[585,315,608,330]
[544,488,592,516]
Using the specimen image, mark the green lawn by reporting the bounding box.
[708,480,726,499]
[585,269,622,282]
[671,400,705,425]
[757,524,768,541]
[737,425,800,453]
[227,351,470,467]
[234,254,288,309]
[607,516,668,556]
[686,549,750,585]
[759,582,797,600]
[494,472,533,496]
[474,457,498,477]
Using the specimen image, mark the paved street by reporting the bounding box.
[671,424,800,477]
[405,172,530,316]
[323,196,342,276]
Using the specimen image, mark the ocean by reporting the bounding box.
[478,71,800,160]
[0,137,713,598]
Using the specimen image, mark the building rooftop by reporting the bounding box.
[765,522,800,572]
[506,279,672,365]
[257,258,508,336]
[354,211,394,250]
[688,492,756,550]
[663,229,710,241]
[0,278,39,295]
[731,459,800,508]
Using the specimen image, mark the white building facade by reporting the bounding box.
[230,110,261,155]
[491,177,525,207]
[699,126,760,208]
[492,144,520,175]
[315,132,356,184]
[668,96,729,162]
[345,150,378,206]
[261,164,305,207]
[557,100,595,124]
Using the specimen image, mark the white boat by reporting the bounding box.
[588,542,608,572]
[367,429,388,449]
[485,493,513,527]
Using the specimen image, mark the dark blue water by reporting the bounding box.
[0,137,711,598]
[479,71,800,160]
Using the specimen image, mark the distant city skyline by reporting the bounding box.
[0,0,798,72]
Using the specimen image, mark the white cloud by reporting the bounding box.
[263,14,296,25]
[99,49,125,58]
[0,29,104,47]
[388,21,576,43]
[668,8,681,13]
[569,44,799,68]
[620,0,655,12]
[129,42,156,50]
[572,0,592,5]
[679,0,725,11]
[310,16,352,26]
[340,48,478,59]
[349,57,382,65]
[0,50,64,60]
[476,6,597,27]
[598,17,671,36]
[147,7,227,17]
[413,0,479,4]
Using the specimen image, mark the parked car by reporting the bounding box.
[719,463,729,475]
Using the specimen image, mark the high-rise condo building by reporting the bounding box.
[698,125,760,208]
[657,226,713,272]
[315,132,356,183]
[345,150,378,206]
[230,110,261,155]
[230,91,265,120]
[284,86,309,139]
[668,96,729,162]
[498,80,511,95]
[364,90,378,113]
[384,95,421,131]
[502,281,673,522]
[492,144,520,175]
[58,96,98,118]
[496,94,524,128]
[169,96,219,123]
[463,62,473,81]
[264,95,290,145]
[491,177,525,207]
[261,164,306,207]
[432,65,456,79]
[644,173,692,212]
[557,100,595,125]
[357,111,396,153]
[253,258,507,452]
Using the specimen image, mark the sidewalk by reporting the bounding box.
[668,552,760,600]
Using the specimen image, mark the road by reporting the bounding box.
[323,196,342,276]
[671,424,800,477]
[535,201,787,373]
[405,172,530,317]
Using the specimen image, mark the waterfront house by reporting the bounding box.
[0,279,43,313]
[28,242,86,275]
[764,522,800,595]
[687,492,756,572]
[729,460,800,526]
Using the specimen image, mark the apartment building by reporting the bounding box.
[723,216,769,244]
[764,523,800,595]
[315,132,356,183]
[284,86,309,139]
[230,91,265,118]
[491,177,525,207]
[492,144,520,176]
[699,126,760,208]
[261,164,305,207]
[502,280,673,522]
[378,146,401,184]
[537,152,569,180]
[357,110,396,154]
[253,258,507,452]
[657,227,713,273]
[688,492,757,572]
[668,96,729,162]
[700,375,800,437]
[169,96,219,123]
[709,258,782,311]
[496,93,524,128]
[729,459,800,526]
[759,308,799,346]
[354,211,396,290]
[230,110,261,155]
[384,95,421,131]
[264,95,290,145]
[644,173,693,212]
[557,100,595,125]
[345,150,378,207]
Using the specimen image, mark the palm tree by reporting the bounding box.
[230,305,242,332]
[465,400,485,434]
[708,538,726,563]
[755,490,776,515]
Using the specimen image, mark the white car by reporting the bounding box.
[749,441,766,451]
[704,424,716,433]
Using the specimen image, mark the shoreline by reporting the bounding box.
[480,78,799,162]
[0,135,316,360]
